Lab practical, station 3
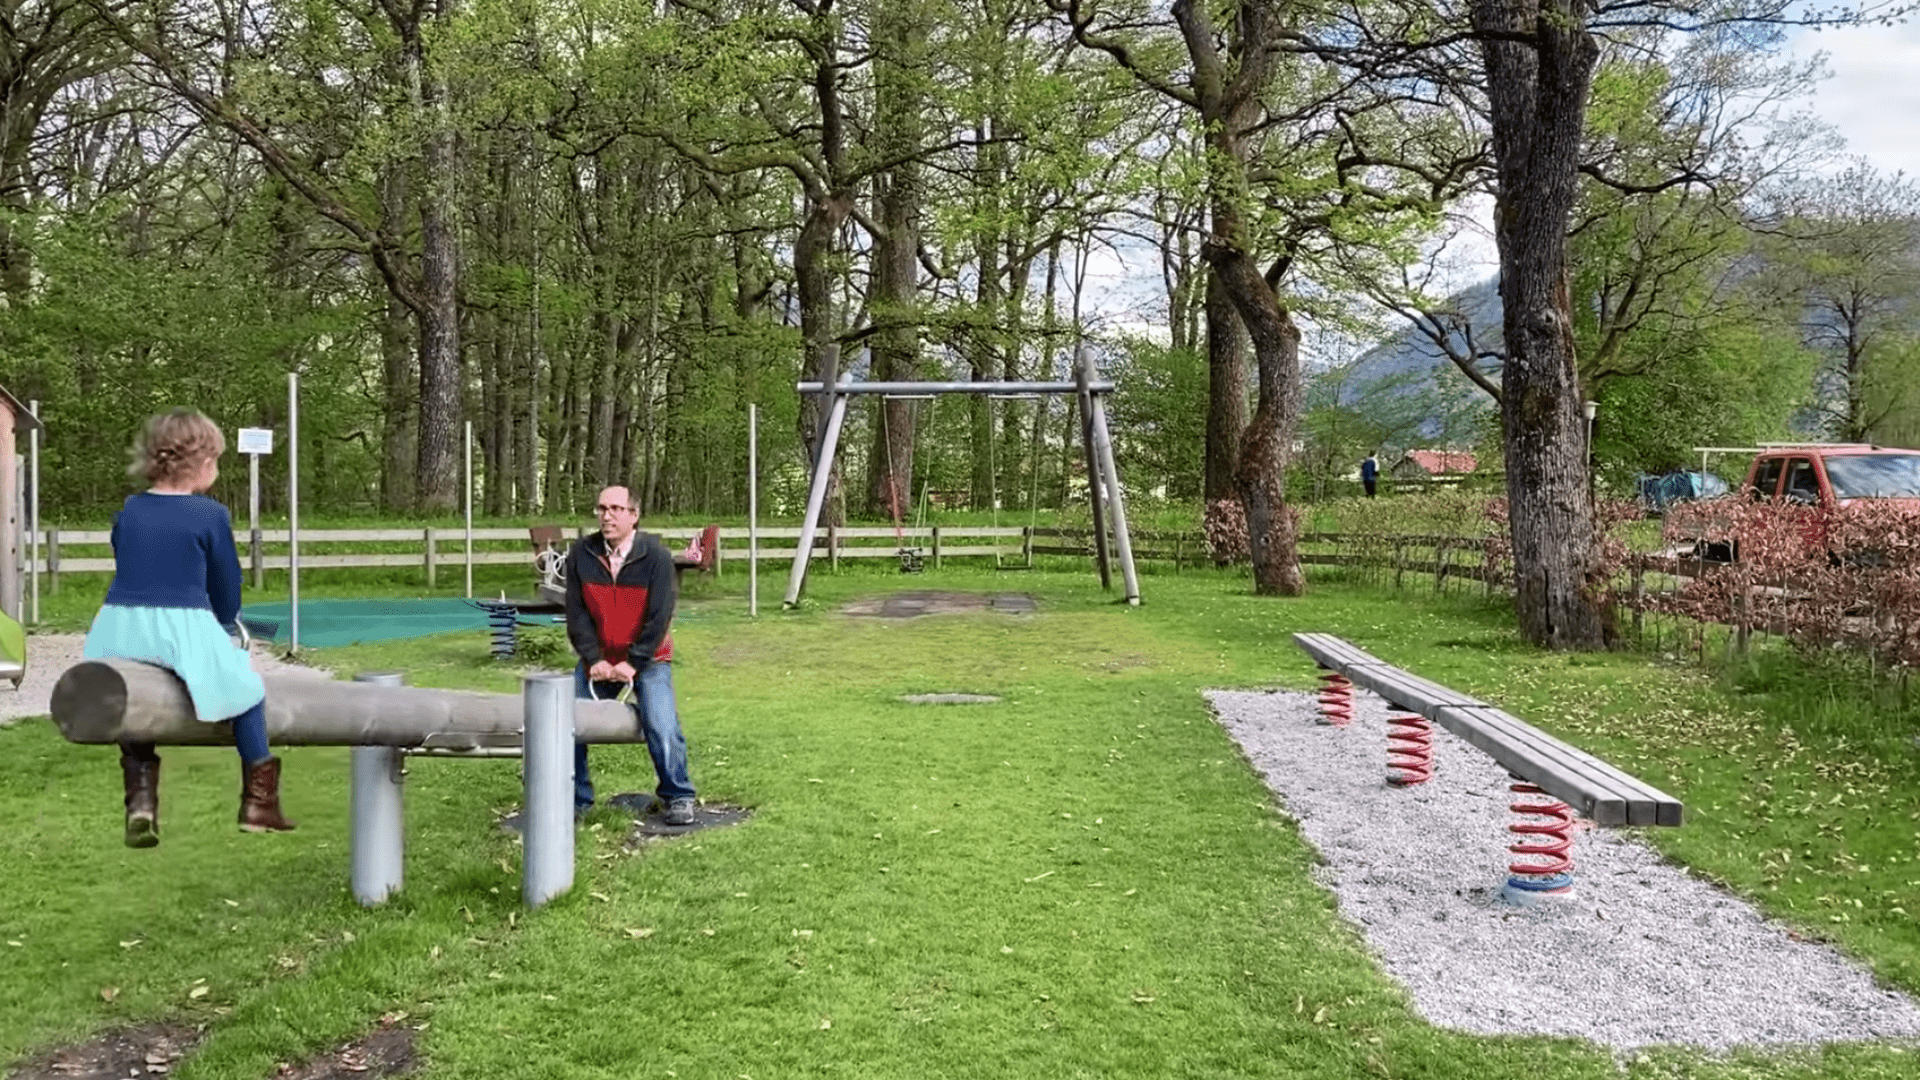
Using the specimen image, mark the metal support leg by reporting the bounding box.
[522,672,575,908]
[785,376,851,608]
[349,672,405,906]
[1084,356,1140,606]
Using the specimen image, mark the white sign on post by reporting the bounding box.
[238,428,274,592]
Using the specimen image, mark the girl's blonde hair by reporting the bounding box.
[129,409,225,485]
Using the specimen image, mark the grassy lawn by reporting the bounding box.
[3,564,1918,1079]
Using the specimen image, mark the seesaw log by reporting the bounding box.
[50,660,639,749]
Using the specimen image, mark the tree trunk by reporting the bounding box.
[1204,267,1250,500]
[1474,0,1607,649]
[415,162,462,513]
[1213,249,1306,595]
[410,17,462,514]
[377,163,417,514]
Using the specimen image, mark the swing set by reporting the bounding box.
[880,390,1049,576]
[783,344,1141,608]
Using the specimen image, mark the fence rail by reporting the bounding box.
[24,525,1520,584]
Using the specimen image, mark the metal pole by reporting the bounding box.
[1075,346,1112,589]
[1087,377,1141,606]
[464,419,474,598]
[249,453,262,590]
[748,404,759,618]
[289,372,299,651]
[785,378,851,608]
[349,672,406,906]
[27,400,37,626]
[521,672,575,908]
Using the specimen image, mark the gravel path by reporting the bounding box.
[0,634,331,728]
[1208,686,1920,1055]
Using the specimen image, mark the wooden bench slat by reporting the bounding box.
[1441,704,1680,811]
[1346,668,1487,714]
[1433,707,1655,826]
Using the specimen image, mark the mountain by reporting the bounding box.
[1318,275,1502,442]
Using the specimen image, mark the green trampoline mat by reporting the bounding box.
[239,598,563,649]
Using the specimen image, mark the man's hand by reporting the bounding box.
[588,660,617,682]
[610,661,638,682]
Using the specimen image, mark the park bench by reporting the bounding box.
[1292,632,1683,828]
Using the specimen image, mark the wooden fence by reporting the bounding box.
[23,525,1522,590]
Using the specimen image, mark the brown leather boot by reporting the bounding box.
[121,751,161,849]
[238,756,296,833]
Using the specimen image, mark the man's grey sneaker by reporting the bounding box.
[664,798,696,826]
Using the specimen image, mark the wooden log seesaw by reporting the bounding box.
[49,660,641,909]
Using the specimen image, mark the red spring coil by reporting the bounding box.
[1507,783,1574,880]
[1385,713,1433,786]
[1317,671,1354,726]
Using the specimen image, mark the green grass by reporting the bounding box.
[4,564,1919,1079]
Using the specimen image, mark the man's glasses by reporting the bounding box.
[595,505,634,515]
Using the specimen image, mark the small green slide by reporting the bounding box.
[0,608,24,687]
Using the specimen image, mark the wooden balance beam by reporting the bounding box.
[49,662,643,909]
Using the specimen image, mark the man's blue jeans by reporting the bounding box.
[573,660,695,813]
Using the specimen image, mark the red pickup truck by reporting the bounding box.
[1691,444,1920,563]
[1743,444,1920,507]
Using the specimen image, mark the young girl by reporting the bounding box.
[83,409,295,847]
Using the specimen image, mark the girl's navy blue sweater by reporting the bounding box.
[102,493,243,625]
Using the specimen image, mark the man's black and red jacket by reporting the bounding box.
[564,531,676,668]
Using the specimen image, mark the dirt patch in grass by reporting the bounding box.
[6,1020,420,1080]
[841,591,1036,618]
[617,797,753,847]
[709,640,777,668]
[271,1024,418,1080]
[5,1020,202,1080]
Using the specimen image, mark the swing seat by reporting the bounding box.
[897,548,925,574]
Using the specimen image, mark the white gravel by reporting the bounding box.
[1208,686,1920,1055]
[0,633,331,728]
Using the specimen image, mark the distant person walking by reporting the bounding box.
[83,409,295,848]
[1362,452,1380,498]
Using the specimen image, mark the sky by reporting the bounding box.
[1792,22,1920,178]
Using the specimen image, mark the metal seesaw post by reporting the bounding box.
[349,672,407,906]
[521,672,575,908]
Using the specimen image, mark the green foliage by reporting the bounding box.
[1592,321,1816,482]
[1107,337,1207,502]
[0,203,374,516]
[509,624,573,668]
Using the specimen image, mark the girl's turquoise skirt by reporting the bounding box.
[83,605,266,722]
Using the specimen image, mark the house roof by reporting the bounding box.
[0,386,43,433]
[1400,449,1477,475]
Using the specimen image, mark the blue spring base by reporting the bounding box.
[1500,873,1575,906]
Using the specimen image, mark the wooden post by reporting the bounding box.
[46,529,59,594]
[1734,585,1751,656]
[1631,563,1645,641]
[424,528,437,589]
[0,403,16,620]
[1075,346,1111,590]
[828,524,839,572]
[931,525,942,569]
[1024,526,1033,568]
[249,452,263,590]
